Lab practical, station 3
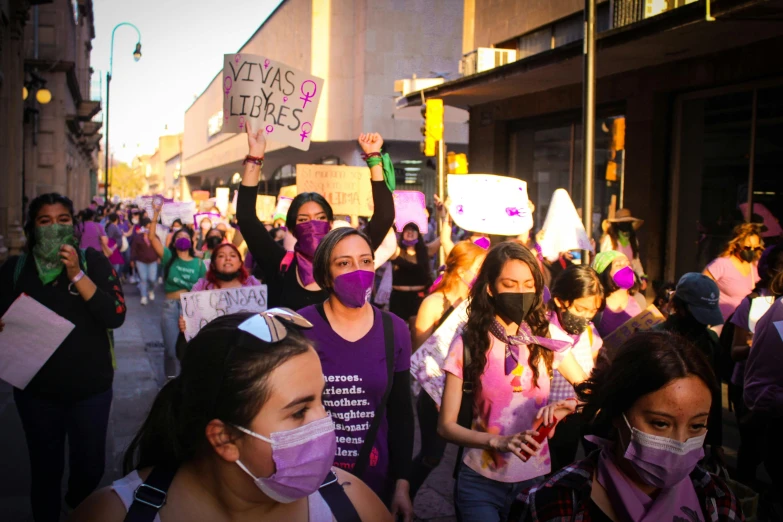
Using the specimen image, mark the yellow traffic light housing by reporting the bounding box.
[420,99,443,157]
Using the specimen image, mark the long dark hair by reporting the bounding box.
[123,313,313,472]
[548,265,605,314]
[463,241,551,388]
[576,330,718,437]
[166,226,197,276]
[757,244,783,293]
[312,227,374,290]
[399,223,431,275]
[286,192,334,232]
[24,193,77,252]
[607,222,639,259]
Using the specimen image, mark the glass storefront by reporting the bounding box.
[671,82,783,278]
[509,112,626,242]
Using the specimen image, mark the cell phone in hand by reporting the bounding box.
[520,418,560,462]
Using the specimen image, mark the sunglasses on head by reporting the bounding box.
[238,308,313,343]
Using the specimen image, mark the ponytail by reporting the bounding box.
[123,377,185,474]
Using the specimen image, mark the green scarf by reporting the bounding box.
[617,231,631,247]
[366,152,396,192]
[32,224,78,285]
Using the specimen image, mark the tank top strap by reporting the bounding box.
[111,471,163,522]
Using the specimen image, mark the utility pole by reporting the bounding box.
[582,0,596,264]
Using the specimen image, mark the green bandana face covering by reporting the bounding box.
[32,224,77,285]
[617,231,631,247]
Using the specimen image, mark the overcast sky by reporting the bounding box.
[92,0,284,163]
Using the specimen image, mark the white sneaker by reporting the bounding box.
[148,290,155,301]
[140,296,149,306]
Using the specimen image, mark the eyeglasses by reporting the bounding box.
[238,308,313,343]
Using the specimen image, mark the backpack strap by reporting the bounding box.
[352,310,395,479]
[318,471,361,522]
[123,465,178,522]
[453,338,474,478]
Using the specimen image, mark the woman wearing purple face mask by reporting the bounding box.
[523,331,744,522]
[149,201,206,378]
[388,222,440,326]
[236,125,395,311]
[592,250,643,338]
[73,311,391,522]
[298,227,416,522]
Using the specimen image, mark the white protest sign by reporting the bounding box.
[447,174,533,236]
[410,298,470,406]
[222,54,324,151]
[537,188,594,261]
[180,286,269,341]
[160,201,197,227]
[0,294,75,389]
[215,187,231,216]
[394,191,428,234]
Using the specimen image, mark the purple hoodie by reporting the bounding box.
[744,297,783,416]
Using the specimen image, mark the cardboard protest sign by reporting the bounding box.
[296,164,373,217]
[447,174,533,236]
[537,189,594,261]
[255,195,276,223]
[180,286,268,341]
[160,201,197,227]
[410,299,470,406]
[222,54,324,151]
[279,185,297,199]
[602,304,665,352]
[393,191,428,234]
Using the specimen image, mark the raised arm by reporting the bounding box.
[359,133,396,250]
[237,124,286,277]
[148,202,165,259]
[434,195,454,258]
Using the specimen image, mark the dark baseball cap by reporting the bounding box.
[675,273,724,326]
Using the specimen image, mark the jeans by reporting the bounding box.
[161,299,182,377]
[453,463,542,522]
[136,262,158,298]
[14,387,113,522]
[410,392,448,500]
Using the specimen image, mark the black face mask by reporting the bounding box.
[493,292,537,325]
[215,270,240,282]
[559,309,591,335]
[739,249,757,263]
[206,236,223,249]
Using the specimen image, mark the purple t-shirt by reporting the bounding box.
[706,257,759,321]
[730,291,776,386]
[744,297,783,416]
[298,305,411,496]
[597,295,642,338]
[79,221,106,252]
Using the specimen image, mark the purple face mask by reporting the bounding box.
[402,238,419,247]
[473,236,490,250]
[620,413,706,488]
[612,266,635,290]
[333,269,375,308]
[234,415,336,503]
[293,220,331,286]
[174,237,192,251]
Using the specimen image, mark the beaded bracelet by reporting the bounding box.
[243,155,264,167]
[362,152,382,161]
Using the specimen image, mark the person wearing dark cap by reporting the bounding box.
[656,272,725,461]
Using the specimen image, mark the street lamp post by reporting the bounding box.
[105,22,142,202]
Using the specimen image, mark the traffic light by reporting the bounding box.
[420,99,443,157]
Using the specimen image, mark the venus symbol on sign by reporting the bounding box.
[238,116,246,130]
[265,125,274,134]
[235,54,241,64]
[299,122,313,142]
[300,81,317,109]
[264,59,270,69]
[223,76,232,96]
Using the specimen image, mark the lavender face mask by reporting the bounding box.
[402,238,419,247]
[234,415,337,503]
[293,220,331,286]
[621,413,706,488]
[333,269,375,308]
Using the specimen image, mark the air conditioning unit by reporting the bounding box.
[459,48,518,77]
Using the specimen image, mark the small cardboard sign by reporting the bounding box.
[222,54,324,151]
[393,191,428,234]
[602,304,665,351]
[296,164,373,217]
[410,299,470,406]
[255,195,277,223]
[160,201,197,227]
[279,185,298,199]
[447,174,533,236]
[193,212,222,229]
[180,286,269,341]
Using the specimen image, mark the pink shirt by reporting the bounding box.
[444,333,566,483]
[190,275,261,292]
[706,257,759,321]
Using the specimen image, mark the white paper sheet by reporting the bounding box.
[0,294,75,389]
